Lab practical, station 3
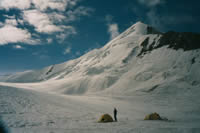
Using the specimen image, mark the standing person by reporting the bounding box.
[114,108,117,122]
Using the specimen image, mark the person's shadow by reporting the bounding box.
[0,117,9,133]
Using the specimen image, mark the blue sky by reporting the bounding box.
[0,0,200,75]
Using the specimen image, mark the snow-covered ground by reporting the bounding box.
[0,84,200,133]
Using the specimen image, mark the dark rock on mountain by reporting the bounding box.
[138,31,200,57]
[159,31,200,51]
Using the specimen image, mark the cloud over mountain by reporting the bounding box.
[105,15,120,40]
[23,10,64,33]
[0,25,34,45]
[0,0,93,45]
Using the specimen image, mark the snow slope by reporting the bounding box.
[0,85,200,133]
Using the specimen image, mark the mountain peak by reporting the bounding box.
[127,21,161,35]
[132,21,148,35]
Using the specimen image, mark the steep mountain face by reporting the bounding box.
[1,22,200,96]
[138,31,200,57]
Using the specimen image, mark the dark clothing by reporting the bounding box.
[114,108,117,122]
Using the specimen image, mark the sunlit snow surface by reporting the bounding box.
[0,85,200,133]
[0,22,200,132]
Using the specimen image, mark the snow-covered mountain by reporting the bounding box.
[1,21,200,96]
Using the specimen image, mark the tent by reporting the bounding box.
[144,112,162,120]
[98,114,114,123]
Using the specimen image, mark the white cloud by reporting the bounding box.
[23,9,80,35]
[49,13,66,23]
[0,0,31,10]
[32,0,64,11]
[72,6,94,16]
[0,0,93,46]
[65,6,94,22]
[105,15,120,40]
[56,34,66,43]
[0,25,32,45]
[13,45,25,49]
[0,0,81,12]
[138,0,164,7]
[63,26,77,35]
[136,0,165,30]
[108,23,120,40]
[56,26,76,43]
[23,10,63,33]
[63,47,71,54]
[146,10,162,29]
[32,0,79,11]
[0,0,78,11]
